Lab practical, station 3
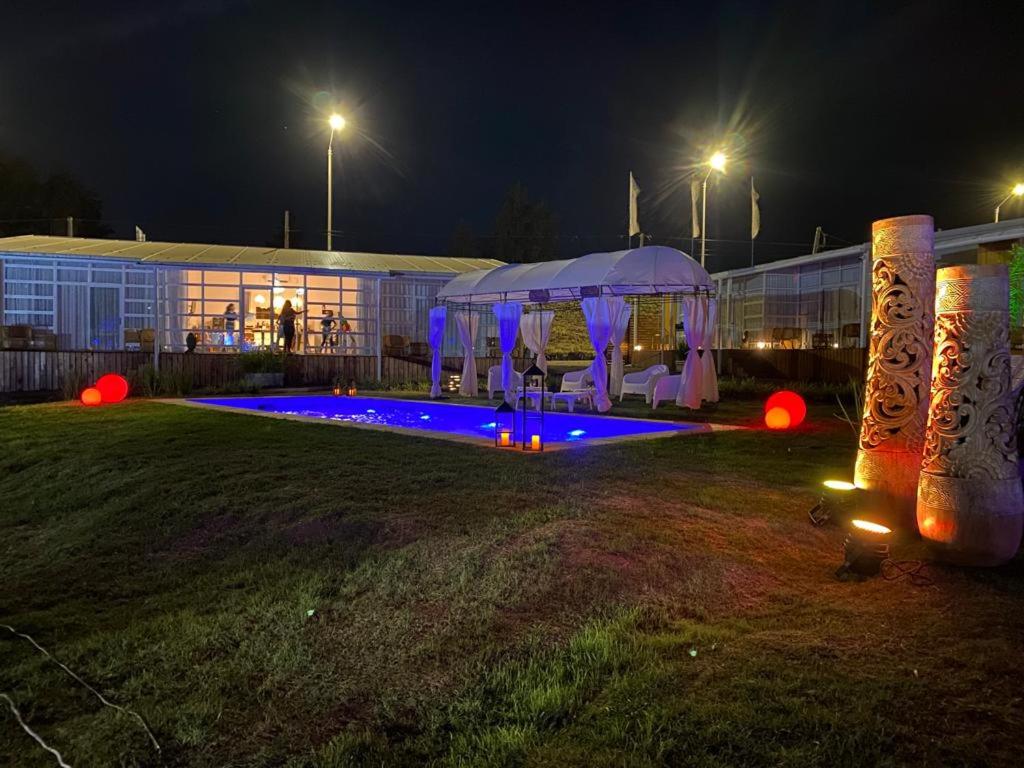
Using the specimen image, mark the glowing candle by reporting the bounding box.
[499,431,512,447]
[531,434,541,451]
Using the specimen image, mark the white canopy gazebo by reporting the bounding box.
[430,245,718,412]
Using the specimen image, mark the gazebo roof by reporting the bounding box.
[436,245,713,304]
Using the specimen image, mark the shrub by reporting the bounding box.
[238,351,284,374]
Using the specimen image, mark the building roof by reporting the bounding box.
[0,235,503,277]
[710,216,1024,281]
[437,245,713,304]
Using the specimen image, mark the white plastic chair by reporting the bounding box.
[651,374,681,409]
[619,364,670,404]
[560,366,593,393]
[487,365,523,399]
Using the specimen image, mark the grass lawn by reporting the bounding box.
[1,393,1022,767]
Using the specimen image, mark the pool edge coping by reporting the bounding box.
[160,395,740,452]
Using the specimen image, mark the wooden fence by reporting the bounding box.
[0,350,512,394]
[0,347,868,394]
[717,347,868,384]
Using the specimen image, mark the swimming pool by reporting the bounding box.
[184,395,706,448]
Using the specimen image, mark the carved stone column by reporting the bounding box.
[854,215,935,527]
[917,264,1023,565]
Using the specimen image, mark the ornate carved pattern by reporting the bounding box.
[858,254,934,452]
[921,311,1017,479]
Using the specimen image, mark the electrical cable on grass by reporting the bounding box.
[0,624,160,753]
[881,560,934,587]
[0,693,73,767]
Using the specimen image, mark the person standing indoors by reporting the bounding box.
[338,313,355,352]
[223,303,238,347]
[320,308,337,352]
[278,300,304,354]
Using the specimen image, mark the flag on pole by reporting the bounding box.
[750,178,761,240]
[628,172,641,237]
[690,178,701,238]
[135,226,146,243]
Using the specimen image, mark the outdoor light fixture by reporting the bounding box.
[521,363,546,452]
[756,340,767,350]
[699,150,728,268]
[80,387,102,406]
[347,380,357,396]
[494,400,516,448]
[835,518,892,579]
[96,373,129,403]
[994,182,1024,222]
[763,390,807,430]
[447,373,462,393]
[808,480,862,526]
[332,383,343,396]
[326,113,347,249]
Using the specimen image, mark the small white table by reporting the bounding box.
[548,389,595,413]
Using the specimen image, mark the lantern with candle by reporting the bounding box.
[494,400,516,448]
[332,379,343,396]
[347,379,357,396]
[520,363,545,452]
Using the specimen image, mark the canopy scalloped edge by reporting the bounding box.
[436,245,714,305]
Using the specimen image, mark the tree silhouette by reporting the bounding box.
[0,154,110,237]
[493,183,558,263]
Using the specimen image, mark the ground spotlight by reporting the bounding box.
[808,479,860,526]
[835,519,892,579]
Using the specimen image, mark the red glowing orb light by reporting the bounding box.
[80,387,103,406]
[96,373,129,403]
[764,390,806,429]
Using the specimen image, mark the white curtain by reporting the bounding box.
[701,297,719,403]
[608,298,632,397]
[676,295,706,409]
[581,297,614,413]
[428,305,447,399]
[492,301,523,404]
[455,311,479,396]
[519,310,555,372]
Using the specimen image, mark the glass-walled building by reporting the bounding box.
[710,217,1024,349]
[0,235,500,354]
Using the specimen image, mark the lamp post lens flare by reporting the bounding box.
[709,151,727,172]
[329,114,346,131]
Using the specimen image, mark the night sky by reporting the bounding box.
[3,0,1023,270]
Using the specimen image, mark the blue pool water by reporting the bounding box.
[187,395,701,446]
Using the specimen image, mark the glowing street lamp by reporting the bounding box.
[326,114,346,250]
[994,182,1024,223]
[700,151,727,268]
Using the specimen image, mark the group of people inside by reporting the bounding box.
[220,302,354,353]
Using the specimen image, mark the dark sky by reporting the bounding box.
[2,0,1023,270]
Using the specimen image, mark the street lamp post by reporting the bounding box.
[995,183,1024,223]
[326,113,346,250]
[700,151,727,268]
